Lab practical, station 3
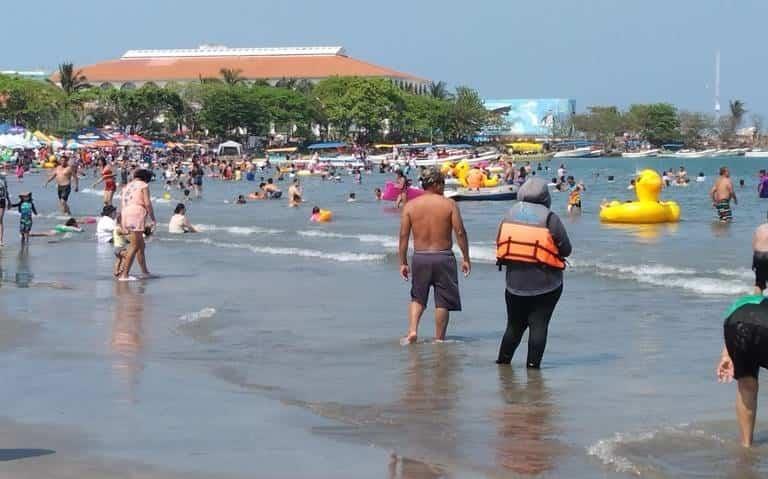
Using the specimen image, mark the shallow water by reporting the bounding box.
[1,157,767,478]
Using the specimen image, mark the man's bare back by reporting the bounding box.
[402,193,457,252]
[754,223,768,252]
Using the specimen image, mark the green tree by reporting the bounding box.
[572,106,624,147]
[678,111,714,148]
[444,86,489,141]
[729,99,747,128]
[429,81,450,100]
[56,63,89,98]
[199,84,267,138]
[626,103,680,146]
[220,68,244,86]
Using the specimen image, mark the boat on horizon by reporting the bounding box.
[745,149,768,158]
[553,147,603,159]
[674,149,717,159]
[715,148,748,157]
[622,149,659,158]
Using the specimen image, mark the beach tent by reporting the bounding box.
[217,140,242,156]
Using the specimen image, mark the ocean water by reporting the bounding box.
[0,157,767,478]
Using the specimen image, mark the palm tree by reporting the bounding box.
[220,68,244,86]
[429,81,450,100]
[56,63,88,96]
[730,99,747,128]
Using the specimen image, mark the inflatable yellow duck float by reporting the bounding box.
[441,159,499,189]
[600,169,680,224]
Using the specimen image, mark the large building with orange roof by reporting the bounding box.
[69,45,431,92]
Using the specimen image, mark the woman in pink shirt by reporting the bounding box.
[119,169,156,280]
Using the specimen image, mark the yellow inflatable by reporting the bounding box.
[441,160,499,188]
[600,169,680,224]
[312,209,333,222]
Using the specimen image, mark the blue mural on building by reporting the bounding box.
[483,98,576,137]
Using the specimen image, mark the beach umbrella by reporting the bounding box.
[66,140,82,150]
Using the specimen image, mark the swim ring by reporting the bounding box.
[600,169,680,224]
[311,210,333,222]
[381,181,424,201]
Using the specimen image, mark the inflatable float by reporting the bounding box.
[311,209,333,222]
[381,181,424,201]
[600,169,680,224]
[441,159,500,188]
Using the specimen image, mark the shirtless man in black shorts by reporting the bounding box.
[44,157,78,215]
[718,295,768,446]
[398,168,470,344]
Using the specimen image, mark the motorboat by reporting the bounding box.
[414,149,500,167]
[746,149,768,158]
[444,185,518,202]
[674,149,717,159]
[553,147,603,159]
[715,148,748,157]
[621,149,660,158]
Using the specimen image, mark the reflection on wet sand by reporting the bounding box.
[111,281,146,402]
[492,367,562,476]
[388,345,460,479]
[15,246,32,288]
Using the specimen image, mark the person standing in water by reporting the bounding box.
[711,166,737,223]
[398,168,470,344]
[288,179,302,207]
[752,212,768,295]
[0,173,9,246]
[44,156,78,215]
[717,295,768,447]
[92,158,117,206]
[495,177,571,368]
[119,169,156,280]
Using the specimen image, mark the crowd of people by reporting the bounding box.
[5,144,768,448]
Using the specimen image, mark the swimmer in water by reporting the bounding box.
[288,179,302,207]
[627,179,636,190]
[717,295,768,447]
[697,172,706,183]
[753,212,768,295]
[567,184,583,214]
[310,206,321,222]
[374,187,382,201]
[30,217,84,237]
[235,195,247,205]
[347,192,357,203]
[168,203,198,234]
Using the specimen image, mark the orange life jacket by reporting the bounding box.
[495,217,565,270]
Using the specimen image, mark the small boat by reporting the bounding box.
[414,150,500,167]
[553,147,603,159]
[622,149,660,158]
[715,148,748,157]
[444,185,517,202]
[746,149,768,158]
[674,149,717,159]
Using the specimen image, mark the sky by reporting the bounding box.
[4,0,767,118]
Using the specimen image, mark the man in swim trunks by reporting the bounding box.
[717,295,768,446]
[753,212,768,295]
[44,157,78,215]
[398,168,470,344]
[711,166,737,223]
